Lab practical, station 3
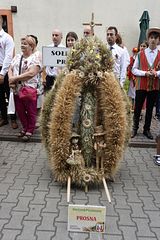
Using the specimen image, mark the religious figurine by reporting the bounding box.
[66,132,85,167]
[93,125,106,171]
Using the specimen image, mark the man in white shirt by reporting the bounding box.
[106,26,128,87]
[0,15,18,128]
[44,29,65,91]
[131,27,160,139]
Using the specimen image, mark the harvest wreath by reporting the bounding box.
[41,37,129,201]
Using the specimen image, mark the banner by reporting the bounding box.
[42,46,69,67]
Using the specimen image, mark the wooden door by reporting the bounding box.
[0,10,13,37]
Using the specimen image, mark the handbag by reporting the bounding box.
[19,86,37,101]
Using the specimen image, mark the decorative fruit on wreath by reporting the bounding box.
[41,36,129,186]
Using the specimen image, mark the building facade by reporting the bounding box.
[0,0,160,53]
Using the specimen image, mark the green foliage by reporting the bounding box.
[123,77,130,93]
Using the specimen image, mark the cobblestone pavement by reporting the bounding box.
[0,141,160,240]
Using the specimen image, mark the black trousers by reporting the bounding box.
[45,75,56,91]
[133,90,158,131]
[0,67,16,121]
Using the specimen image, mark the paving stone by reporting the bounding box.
[142,171,156,181]
[37,212,56,231]
[0,219,9,231]
[114,195,131,209]
[0,202,16,219]
[151,227,160,239]
[125,190,142,203]
[132,218,156,238]
[128,202,148,218]
[123,179,136,190]
[0,168,10,179]
[144,180,160,191]
[150,191,160,203]
[72,189,89,200]
[21,161,35,171]
[119,170,133,181]
[132,175,147,186]
[1,229,21,240]
[112,183,126,196]
[59,192,70,206]
[0,195,6,202]
[129,166,141,176]
[2,189,22,203]
[52,222,70,240]
[2,173,17,184]
[8,165,23,174]
[137,237,157,240]
[145,211,160,228]
[20,185,37,197]
[101,235,123,240]
[4,211,27,229]
[42,198,59,213]
[25,174,41,185]
[39,169,52,180]
[100,200,118,217]
[140,196,159,211]
[47,185,61,198]
[16,220,40,240]
[1,150,11,157]
[116,209,135,226]
[31,191,47,205]
[69,231,89,240]
[14,157,26,165]
[136,185,152,197]
[55,205,67,222]
[87,192,101,205]
[16,170,31,179]
[119,226,137,240]
[72,198,89,205]
[36,231,55,240]
[13,196,33,211]
[35,179,50,192]
[10,178,26,190]
[105,216,122,235]
[24,204,44,221]
[29,165,44,175]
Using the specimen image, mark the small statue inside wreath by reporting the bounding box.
[66,132,85,167]
[93,125,107,171]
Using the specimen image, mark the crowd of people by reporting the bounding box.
[0,14,160,142]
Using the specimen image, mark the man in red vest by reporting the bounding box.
[131,27,160,139]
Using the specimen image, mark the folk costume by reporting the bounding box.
[132,47,160,136]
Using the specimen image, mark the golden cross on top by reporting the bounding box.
[83,13,102,34]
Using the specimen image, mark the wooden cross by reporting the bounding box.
[83,13,102,34]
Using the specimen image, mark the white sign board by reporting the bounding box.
[68,204,106,233]
[42,46,69,67]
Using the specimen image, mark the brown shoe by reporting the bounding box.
[11,120,18,129]
[0,119,9,127]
